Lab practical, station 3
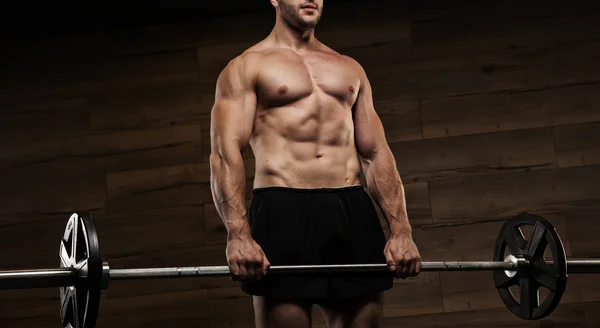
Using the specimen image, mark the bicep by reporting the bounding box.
[353,70,388,161]
[210,58,257,157]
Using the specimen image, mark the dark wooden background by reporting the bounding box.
[1,0,600,326]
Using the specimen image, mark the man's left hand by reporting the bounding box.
[384,233,422,279]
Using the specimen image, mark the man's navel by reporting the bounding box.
[349,85,355,93]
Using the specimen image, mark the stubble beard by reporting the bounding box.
[279,1,320,31]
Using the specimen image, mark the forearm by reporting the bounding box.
[362,150,412,237]
[209,152,249,240]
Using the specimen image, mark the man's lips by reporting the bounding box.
[301,4,318,9]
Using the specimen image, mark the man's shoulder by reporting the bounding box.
[313,42,364,72]
[223,42,273,73]
[338,54,366,74]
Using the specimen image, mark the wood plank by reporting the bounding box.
[0,213,79,269]
[89,84,214,131]
[585,301,600,327]
[97,289,209,328]
[0,37,97,104]
[106,163,210,212]
[0,98,88,141]
[94,206,205,258]
[515,83,600,127]
[413,220,510,263]
[421,93,545,139]
[0,288,62,322]
[375,49,528,99]
[383,300,589,327]
[112,12,273,54]
[429,165,600,221]
[0,124,202,179]
[0,48,199,104]
[562,276,600,306]
[565,209,600,257]
[411,7,600,57]
[340,39,414,67]
[320,22,410,53]
[554,122,600,168]
[409,0,545,22]
[0,30,110,64]
[378,100,422,143]
[421,83,600,139]
[384,272,443,318]
[390,128,556,183]
[400,182,432,227]
[110,21,216,55]
[523,40,600,89]
[85,48,199,93]
[0,174,105,216]
[208,287,255,328]
[106,162,254,212]
[366,61,420,103]
[531,214,600,307]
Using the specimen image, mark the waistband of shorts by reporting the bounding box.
[252,184,364,195]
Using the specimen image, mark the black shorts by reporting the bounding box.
[241,185,393,301]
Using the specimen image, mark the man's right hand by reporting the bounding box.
[226,235,270,282]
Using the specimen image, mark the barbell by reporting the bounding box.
[0,212,598,328]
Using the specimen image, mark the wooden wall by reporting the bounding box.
[1,0,600,326]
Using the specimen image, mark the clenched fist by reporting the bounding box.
[226,235,270,282]
[384,233,421,279]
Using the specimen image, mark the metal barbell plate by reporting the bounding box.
[0,211,592,326]
[59,213,102,328]
[493,213,567,320]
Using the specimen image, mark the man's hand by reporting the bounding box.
[384,233,422,279]
[226,234,270,282]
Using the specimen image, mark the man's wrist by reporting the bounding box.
[226,220,251,240]
[388,220,412,238]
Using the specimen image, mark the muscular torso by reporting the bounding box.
[247,44,363,189]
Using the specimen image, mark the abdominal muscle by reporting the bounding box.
[249,102,363,189]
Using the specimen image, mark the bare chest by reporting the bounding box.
[256,52,360,108]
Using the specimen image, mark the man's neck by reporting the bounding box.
[270,15,316,51]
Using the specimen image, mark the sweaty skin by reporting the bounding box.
[210,0,420,300]
[249,45,363,188]
[210,39,419,276]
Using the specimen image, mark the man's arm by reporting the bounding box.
[353,66,410,237]
[210,55,256,238]
[352,61,421,278]
[210,54,269,281]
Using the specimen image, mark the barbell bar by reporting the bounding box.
[3,259,599,287]
[0,212,598,328]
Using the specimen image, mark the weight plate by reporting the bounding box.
[493,213,567,320]
[59,213,102,328]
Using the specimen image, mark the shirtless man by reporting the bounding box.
[209,0,421,327]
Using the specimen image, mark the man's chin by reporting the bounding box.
[298,19,319,30]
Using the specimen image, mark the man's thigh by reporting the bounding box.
[317,292,384,328]
[253,295,313,328]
